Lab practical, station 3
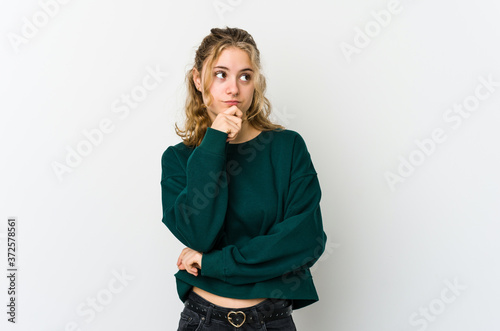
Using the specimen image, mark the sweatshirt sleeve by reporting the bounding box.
[160,128,229,253]
[201,133,327,285]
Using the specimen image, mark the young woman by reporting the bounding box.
[161,27,327,330]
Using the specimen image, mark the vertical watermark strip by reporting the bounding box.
[6,217,18,323]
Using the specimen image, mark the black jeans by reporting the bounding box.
[177,290,297,330]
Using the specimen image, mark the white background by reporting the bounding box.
[1,0,500,330]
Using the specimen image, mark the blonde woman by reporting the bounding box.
[161,27,327,330]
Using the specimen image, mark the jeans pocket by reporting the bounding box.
[264,316,297,331]
[177,309,203,331]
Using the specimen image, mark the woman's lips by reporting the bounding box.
[224,101,240,106]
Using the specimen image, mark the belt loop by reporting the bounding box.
[253,307,265,326]
[205,304,214,324]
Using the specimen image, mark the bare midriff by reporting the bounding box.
[192,286,266,308]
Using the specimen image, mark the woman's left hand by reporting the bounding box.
[177,247,203,276]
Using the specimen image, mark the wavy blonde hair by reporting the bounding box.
[175,27,283,147]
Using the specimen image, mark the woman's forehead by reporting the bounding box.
[207,47,253,71]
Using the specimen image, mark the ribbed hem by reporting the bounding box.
[198,127,228,156]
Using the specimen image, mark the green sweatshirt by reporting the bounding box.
[160,127,327,309]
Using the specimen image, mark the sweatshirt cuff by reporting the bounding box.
[198,127,228,156]
[201,249,225,280]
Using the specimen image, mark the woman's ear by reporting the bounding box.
[192,68,201,91]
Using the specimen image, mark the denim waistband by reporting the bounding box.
[186,290,292,312]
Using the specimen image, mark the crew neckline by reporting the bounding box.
[227,130,265,147]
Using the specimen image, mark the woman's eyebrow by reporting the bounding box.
[214,65,254,72]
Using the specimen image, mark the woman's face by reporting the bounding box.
[195,47,255,122]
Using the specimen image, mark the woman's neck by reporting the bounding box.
[229,121,262,144]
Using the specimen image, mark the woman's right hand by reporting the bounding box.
[211,106,243,142]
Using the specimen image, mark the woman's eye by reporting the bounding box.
[215,71,226,79]
[240,74,251,82]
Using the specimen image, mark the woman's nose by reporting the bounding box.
[226,78,239,96]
